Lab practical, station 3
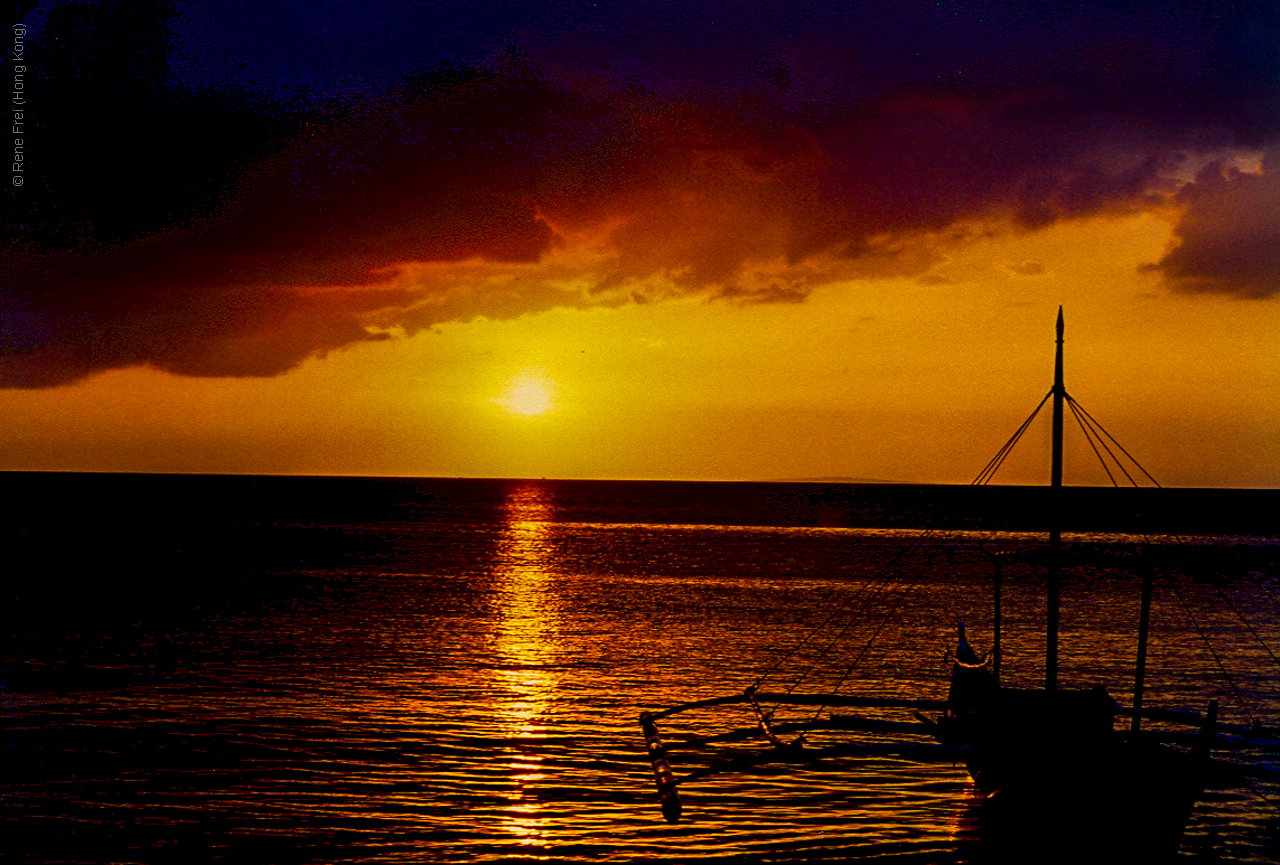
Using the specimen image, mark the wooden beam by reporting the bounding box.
[643,691,947,722]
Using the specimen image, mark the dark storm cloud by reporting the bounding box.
[3,0,1278,387]
[1143,153,1280,298]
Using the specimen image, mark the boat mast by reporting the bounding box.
[1047,307,1064,692]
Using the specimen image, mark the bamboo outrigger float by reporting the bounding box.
[637,310,1279,859]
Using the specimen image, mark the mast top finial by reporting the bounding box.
[1056,306,1064,339]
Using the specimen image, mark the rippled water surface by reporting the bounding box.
[4,476,1278,862]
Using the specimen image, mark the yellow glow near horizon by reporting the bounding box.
[1,213,1276,486]
[494,370,557,417]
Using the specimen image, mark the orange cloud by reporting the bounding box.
[5,12,1277,389]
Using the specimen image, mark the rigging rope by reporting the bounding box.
[752,527,952,715]
[808,554,944,723]
[753,377,1271,765]
[768,573,892,700]
[750,565,886,691]
[1066,396,1162,487]
[973,390,1051,485]
[773,570,896,701]
[1214,584,1280,670]
[773,386,1051,703]
[1067,398,1121,486]
[760,524,968,720]
[758,385,1056,709]
[1162,564,1260,726]
[1247,570,1280,616]
[967,386,1276,735]
[751,514,954,695]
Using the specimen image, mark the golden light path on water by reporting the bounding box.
[493,481,562,847]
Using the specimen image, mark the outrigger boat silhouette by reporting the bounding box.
[637,309,1279,859]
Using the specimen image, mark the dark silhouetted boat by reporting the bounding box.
[637,309,1278,861]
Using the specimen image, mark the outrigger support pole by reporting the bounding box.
[993,553,1004,687]
[637,692,948,821]
[1132,556,1154,735]
[644,692,947,723]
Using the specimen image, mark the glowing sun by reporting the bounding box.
[494,371,557,417]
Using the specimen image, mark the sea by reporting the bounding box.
[3,473,1278,863]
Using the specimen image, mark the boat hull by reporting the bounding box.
[940,684,1209,862]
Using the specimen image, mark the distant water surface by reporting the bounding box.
[3,475,1277,862]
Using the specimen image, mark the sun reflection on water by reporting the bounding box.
[493,481,562,846]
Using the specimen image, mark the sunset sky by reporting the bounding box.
[4,1,1278,487]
